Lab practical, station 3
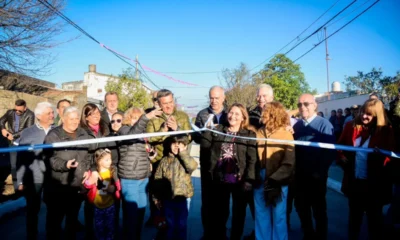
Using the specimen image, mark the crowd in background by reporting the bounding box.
[0,84,399,240]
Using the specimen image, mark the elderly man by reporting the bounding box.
[44,106,91,239]
[54,99,71,126]
[248,84,274,129]
[194,85,228,239]
[101,92,124,131]
[0,99,35,195]
[16,102,55,240]
[293,93,335,240]
[146,89,192,225]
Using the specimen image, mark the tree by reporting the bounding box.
[221,63,257,109]
[0,0,66,76]
[253,54,316,109]
[343,68,399,99]
[105,68,152,112]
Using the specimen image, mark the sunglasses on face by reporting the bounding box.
[111,119,122,124]
[297,102,313,108]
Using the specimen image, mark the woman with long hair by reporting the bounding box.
[254,102,295,240]
[117,106,162,239]
[201,103,257,240]
[337,99,395,240]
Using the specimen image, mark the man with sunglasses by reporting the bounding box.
[293,93,335,240]
[0,99,35,195]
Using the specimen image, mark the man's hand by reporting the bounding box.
[2,129,13,141]
[146,109,163,119]
[18,184,24,191]
[66,159,78,169]
[166,116,178,131]
[154,199,162,210]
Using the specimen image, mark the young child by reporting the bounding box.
[153,135,198,240]
[85,148,121,240]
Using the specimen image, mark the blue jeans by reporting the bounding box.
[164,197,188,240]
[121,178,149,240]
[254,169,289,240]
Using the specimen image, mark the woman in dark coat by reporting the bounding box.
[201,103,257,240]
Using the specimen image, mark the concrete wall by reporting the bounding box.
[0,90,48,116]
[317,94,369,117]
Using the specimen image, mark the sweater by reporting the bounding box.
[17,124,53,184]
[293,116,335,179]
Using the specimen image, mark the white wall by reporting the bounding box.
[317,94,369,117]
[84,72,118,101]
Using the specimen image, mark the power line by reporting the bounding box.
[293,0,380,63]
[326,0,373,28]
[249,0,342,72]
[283,0,357,56]
[137,61,161,90]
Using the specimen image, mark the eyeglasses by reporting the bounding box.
[297,102,313,108]
[111,119,122,124]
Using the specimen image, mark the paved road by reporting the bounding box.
[0,144,375,239]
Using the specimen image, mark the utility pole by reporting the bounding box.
[135,55,139,80]
[324,27,331,100]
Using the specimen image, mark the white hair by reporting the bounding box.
[63,106,80,118]
[257,84,273,96]
[34,102,53,116]
[209,85,225,96]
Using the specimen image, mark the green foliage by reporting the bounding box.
[254,54,316,109]
[105,68,152,112]
[344,68,399,99]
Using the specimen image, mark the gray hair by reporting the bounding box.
[34,102,53,116]
[257,84,273,96]
[209,85,225,96]
[63,106,80,118]
[157,89,174,99]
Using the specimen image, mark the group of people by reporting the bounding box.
[0,84,399,240]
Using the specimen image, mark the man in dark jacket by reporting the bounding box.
[16,102,55,240]
[0,99,35,195]
[194,85,228,239]
[293,93,336,240]
[101,92,124,131]
[43,106,91,239]
[248,84,274,129]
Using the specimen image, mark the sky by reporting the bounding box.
[45,0,400,113]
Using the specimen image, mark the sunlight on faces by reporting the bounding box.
[228,106,244,128]
[298,94,317,120]
[63,111,80,133]
[86,108,101,126]
[105,94,118,112]
[257,87,273,108]
[111,114,123,132]
[209,88,225,112]
[360,110,374,126]
[98,153,112,170]
[15,105,26,116]
[159,95,175,115]
[37,107,55,126]
[57,101,70,118]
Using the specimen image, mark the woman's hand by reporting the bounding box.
[146,108,163,119]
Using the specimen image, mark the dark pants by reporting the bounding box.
[287,182,295,228]
[84,199,95,239]
[211,183,248,240]
[148,161,160,223]
[200,170,212,238]
[45,189,83,240]
[24,183,43,240]
[164,197,188,240]
[295,176,328,240]
[348,179,383,240]
[94,204,116,240]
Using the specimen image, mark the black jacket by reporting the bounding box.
[248,106,263,130]
[43,126,91,191]
[0,109,35,139]
[201,125,258,183]
[118,115,151,179]
[194,107,228,172]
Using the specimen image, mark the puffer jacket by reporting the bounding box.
[0,109,35,139]
[153,150,198,199]
[43,126,91,191]
[201,125,258,183]
[118,115,151,179]
[146,110,192,163]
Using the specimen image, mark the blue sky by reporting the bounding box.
[46,0,400,112]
